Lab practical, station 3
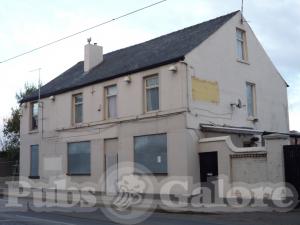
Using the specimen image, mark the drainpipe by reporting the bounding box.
[40,102,44,139]
[179,60,191,112]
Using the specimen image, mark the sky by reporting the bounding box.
[0,0,299,132]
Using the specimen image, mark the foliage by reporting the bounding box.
[1,83,38,161]
[16,83,38,105]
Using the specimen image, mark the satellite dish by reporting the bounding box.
[87,37,92,44]
[230,99,243,109]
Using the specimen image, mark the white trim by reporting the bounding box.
[199,136,266,153]
[200,124,263,135]
[264,133,289,140]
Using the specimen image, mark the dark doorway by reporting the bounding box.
[199,152,218,183]
[284,145,300,201]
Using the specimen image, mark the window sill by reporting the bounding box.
[104,117,119,123]
[134,172,168,176]
[237,59,250,65]
[144,110,160,115]
[66,173,91,176]
[71,123,85,128]
[28,176,40,179]
[28,130,39,134]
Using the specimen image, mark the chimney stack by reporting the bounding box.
[84,38,103,73]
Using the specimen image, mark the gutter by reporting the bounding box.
[20,56,185,104]
[200,124,264,135]
[200,124,296,137]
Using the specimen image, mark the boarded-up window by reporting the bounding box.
[231,154,267,184]
[192,77,220,103]
[30,145,39,177]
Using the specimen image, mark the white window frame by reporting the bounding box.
[236,28,248,61]
[105,85,118,119]
[30,101,39,131]
[246,82,257,118]
[72,93,83,124]
[144,75,159,112]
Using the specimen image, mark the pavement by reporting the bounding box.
[1,188,300,225]
[0,202,299,225]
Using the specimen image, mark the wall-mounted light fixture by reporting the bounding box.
[168,65,177,73]
[124,76,131,83]
[49,96,55,102]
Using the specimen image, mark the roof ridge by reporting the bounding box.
[21,10,240,103]
[103,10,240,57]
[74,11,239,68]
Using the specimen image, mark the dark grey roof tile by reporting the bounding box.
[21,11,239,103]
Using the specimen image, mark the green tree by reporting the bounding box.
[1,83,38,161]
[16,83,38,105]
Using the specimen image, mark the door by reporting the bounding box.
[284,145,300,201]
[104,139,118,194]
[199,152,218,183]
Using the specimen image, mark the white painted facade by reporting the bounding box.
[19,12,289,193]
[185,14,289,134]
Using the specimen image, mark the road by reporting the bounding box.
[0,208,300,225]
[0,195,299,225]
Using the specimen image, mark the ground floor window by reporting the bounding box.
[67,141,91,175]
[30,145,39,177]
[134,133,167,174]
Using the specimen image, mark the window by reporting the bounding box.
[134,134,167,174]
[246,82,256,117]
[30,145,39,177]
[105,85,117,119]
[30,102,39,130]
[236,29,247,61]
[144,75,159,112]
[73,94,83,124]
[68,141,91,175]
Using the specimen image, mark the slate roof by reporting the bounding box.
[21,11,239,103]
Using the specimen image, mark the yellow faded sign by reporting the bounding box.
[192,77,220,103]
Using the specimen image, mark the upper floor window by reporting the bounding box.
[236,28,247,61]
[73,93,83,124]
[105,85,117,119]
[30,102,39,130]
[246,82,256,117]
[144,75,159,112]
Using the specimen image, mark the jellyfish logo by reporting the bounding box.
[100,162,156,225]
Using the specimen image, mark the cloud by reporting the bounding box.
[245,0,300,77]
[290,111,300,131]
[0,0,299,131]
[288,73,300,131]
